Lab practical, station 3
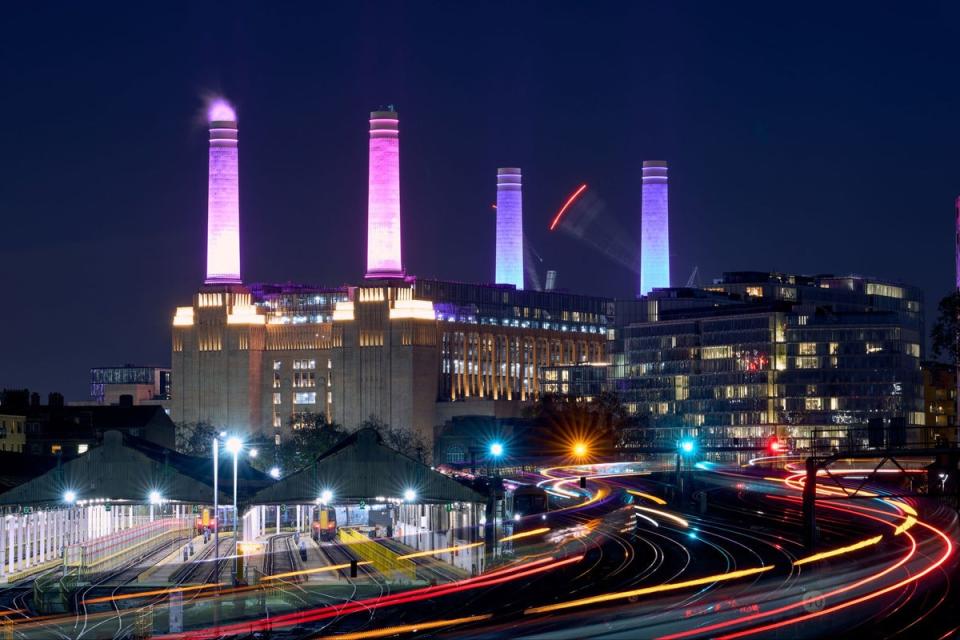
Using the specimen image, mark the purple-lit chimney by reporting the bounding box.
[639,161,669,295]
[496,168,524,289]
[366,109,404,278]
[205,99,241,284]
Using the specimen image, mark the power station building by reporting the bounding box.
[169,98,931,455]
[171,104,608,448]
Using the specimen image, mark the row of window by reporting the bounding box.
[272,390,336,405]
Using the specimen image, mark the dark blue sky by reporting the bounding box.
[3,2,959,400]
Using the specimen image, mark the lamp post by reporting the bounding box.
[225,436,243,583]
[487,442,504,554]
[212,436,219,579]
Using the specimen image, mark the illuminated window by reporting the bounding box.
[866,283,904,299]
[294,392,317,404]
[77,444,89,454]
[805,398,823,410]
[830,398,839,410]
[273,373,280,389]
[866,343,883,354]
[273,361,282,371]
[745,286,763,298]
[702,346,733,360]
[273,392,281,405]
[272,414,281,428]
[795,357,819,369]
[293,372,316,388]
[51,444,62,454]
[799,342,816,355]
[829,342,839,355]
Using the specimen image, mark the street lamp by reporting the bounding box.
[320,489,333,505]
[224,436,243,579]
[149,490,162,521]
[403,488,416,502]
[486,442,506,556]
[63,490,76,504]
[269,466,281,480]
[212,436,220,583]
[572,441,589,459]
[249,448,258,459]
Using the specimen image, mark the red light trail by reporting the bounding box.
[549,183,587,230]
[158,555,584,639]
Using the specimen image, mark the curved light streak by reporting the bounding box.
[792,535,882,566]
[525,565,774,614]
[634,505,689,528]
[501,527,550,543]
[81,582,226,605]
[261,561,372,581]
[627,489,667,505]
[396,542,483,560]
[315,614,492,640]
[548,183,587,230]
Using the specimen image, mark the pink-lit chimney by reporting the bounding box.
[205,99,241,284]
[366,108,404,278]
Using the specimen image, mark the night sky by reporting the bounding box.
[3,2,959,400]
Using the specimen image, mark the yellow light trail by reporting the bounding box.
[627,490,667,505]
[524,565,774,614]
[894,516,917,536]
[315,614,492,639]
[500,527,550,542]
[261,561,372,581]
[792,535,883,566]
[885,499,918,516]
[633,505,688,528]
[396,542,484,560]
[81,582,226,605]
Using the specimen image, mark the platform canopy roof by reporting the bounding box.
[250,428,486,505]
[0,430,270,507]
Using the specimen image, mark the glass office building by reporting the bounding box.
[610,273,927,451]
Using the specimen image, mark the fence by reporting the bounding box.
[338,528,415,582]
[64,517,191,576]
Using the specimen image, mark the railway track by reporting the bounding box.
[263,534,300,582]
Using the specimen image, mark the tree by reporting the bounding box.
[931,291,960,363]
[356,415,430,463]
[523,391,633,456]
[268,413,348,473]
[175,422,218,456]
